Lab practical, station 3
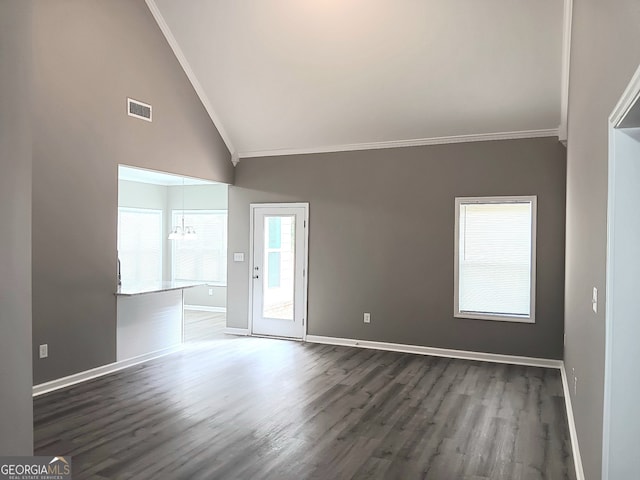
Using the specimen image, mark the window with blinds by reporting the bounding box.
[171,210,227,284]
[117,207,163,284]
[454,196,537,323]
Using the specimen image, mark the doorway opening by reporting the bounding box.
[603,64,640,479]
[117,165,230,345]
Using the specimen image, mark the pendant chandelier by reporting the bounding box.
[168,177,197,240]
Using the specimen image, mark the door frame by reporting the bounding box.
[247,202,309,340]
[603,63,640,479]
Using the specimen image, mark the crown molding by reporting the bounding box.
[610,63,640,127]
[237,129,559,160]
[145,0,237,160]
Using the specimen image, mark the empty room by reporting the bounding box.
[1,1,640,479]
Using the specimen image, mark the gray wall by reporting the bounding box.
[0,0,33,454]
[184,287,226,310]
[119,180,169,209]
[564,1,640,478]
[32,0,234,384]
[229,137,566,359]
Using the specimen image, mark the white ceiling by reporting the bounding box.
[150,0,564,157]
[118,165,218,186]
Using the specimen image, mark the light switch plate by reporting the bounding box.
[233,253,245,262]
[592,287,598,313]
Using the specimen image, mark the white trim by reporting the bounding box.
[223,327,250,336]
[453,196,537,324]
[181,289,185,344]
[248,205,255,335]
[302,205,310,342]
[237,129,559,160]
[561,364,586,480]
[248,203,310,341]
[248,202,311,209]
[305,335,562,369]
[558,0,573,143]
[251,333,304,342]
[184,305,226,313]
[32,345,183,397]
[609,64,640,127]
[602,121,617,480]
[127,97,153,122]
[144,0,236,159]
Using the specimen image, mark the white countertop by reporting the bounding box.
[115,281,206,297]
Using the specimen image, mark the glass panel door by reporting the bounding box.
[251,205,307,339]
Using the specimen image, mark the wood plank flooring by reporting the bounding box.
[34,336,576,480]
[183,310,226,343]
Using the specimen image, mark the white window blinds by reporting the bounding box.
[117,208,163,284]
[455,197,536,322]
[172,210,227,284]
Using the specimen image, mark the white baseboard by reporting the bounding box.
[561,365,586,480]
[223,327,250,336]
[305,335,563,369]
[32,345,183,397]
[184,305,226,313]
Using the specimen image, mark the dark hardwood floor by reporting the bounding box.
[34,336,576,480]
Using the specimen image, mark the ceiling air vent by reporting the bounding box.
[127,98,152,122]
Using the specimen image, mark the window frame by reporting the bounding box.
[170,209,228,286]
[453,195,537,323]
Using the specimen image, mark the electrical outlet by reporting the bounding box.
[208,288,213,296]
[363,313,371,324]
[39,344,48,359]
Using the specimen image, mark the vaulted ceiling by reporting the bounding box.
[149,0,565,159]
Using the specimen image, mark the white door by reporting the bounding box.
[251,204,308,339]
